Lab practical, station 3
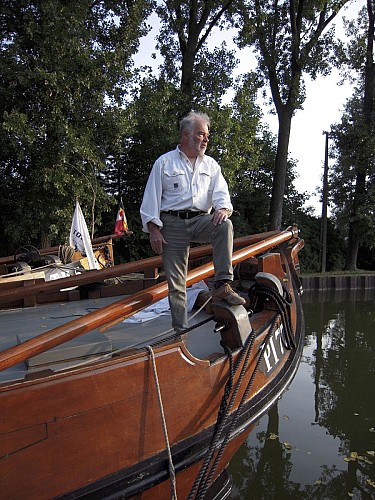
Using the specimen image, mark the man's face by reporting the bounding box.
[184,119,209,157]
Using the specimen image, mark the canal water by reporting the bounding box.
[227,288,375,499]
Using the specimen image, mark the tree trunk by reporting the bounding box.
[174,1,234,116]
[346,167,366,271]
[179,45,196,115]
[364,0,375,125]
[40,233,52,250]
[269,108,293,230]
[346,222,360,271]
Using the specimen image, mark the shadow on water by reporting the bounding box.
[227,288,375,499]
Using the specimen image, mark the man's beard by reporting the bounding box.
[189,138,206,157]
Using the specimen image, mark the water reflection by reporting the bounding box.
[228,289,375,499]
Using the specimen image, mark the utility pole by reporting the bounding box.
[320,131,329,272]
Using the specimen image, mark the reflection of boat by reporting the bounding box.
[0,226,305,499]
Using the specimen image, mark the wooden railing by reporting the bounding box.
[0,231,279,306]
[0,227,298,372]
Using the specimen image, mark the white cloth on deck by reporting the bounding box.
[123,280,208,324]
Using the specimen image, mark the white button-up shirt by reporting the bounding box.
[140,147,233,232]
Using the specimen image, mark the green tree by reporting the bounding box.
[330,94,375,269]
[108,70,272,259]
[0,0,152,254]
[235,0,350,230]
[155,0,236,116]
[101,75,180,251]
[201,75,309,242]
[330,2,375,270]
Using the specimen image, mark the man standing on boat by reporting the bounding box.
[140,111,245,333]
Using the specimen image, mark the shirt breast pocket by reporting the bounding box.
[163,169,188,193]
[198,170,213,195]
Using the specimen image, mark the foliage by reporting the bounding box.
[0,0,364,273]
[334,4,370,83]
[0,0,153,253]
[329,95,375,247]
[100,75,181,259]
[155,0,236,115]
[234,0,351,229]
[329,3,375,269]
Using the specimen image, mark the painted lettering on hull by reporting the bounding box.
[259,324,287,375]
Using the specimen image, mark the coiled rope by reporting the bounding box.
[249,281,296,350]
[58,245,75,264]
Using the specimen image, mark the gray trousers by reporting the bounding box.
[160,213,234,331]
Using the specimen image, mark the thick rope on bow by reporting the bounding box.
[248,281,296,350]
[191,279,297,498]
[200,327,277,499]
[188,329,257,500]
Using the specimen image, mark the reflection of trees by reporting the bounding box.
[228,291,375,498]
[305,292,375,497]
[302,464,348,498]
[229,403,302,499]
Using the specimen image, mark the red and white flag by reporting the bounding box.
[114,201,131,235]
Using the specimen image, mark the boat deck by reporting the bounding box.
[0,295,225,383]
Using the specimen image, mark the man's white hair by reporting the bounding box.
[179,110,210,136]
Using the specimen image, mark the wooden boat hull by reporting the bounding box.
[0,322,303,499]
[0,228,305,499]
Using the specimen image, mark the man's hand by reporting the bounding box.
[148,222,167,254]
[212,208,229,226]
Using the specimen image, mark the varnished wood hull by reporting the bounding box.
[0,324,303,498]
[0,228,305,499]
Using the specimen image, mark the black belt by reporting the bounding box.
[162,210,207,220]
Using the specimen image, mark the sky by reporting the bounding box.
[134,0,364,215]
[261,0,363,214]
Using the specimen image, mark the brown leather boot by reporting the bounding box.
[212,283,246,306]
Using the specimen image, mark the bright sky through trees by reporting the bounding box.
[134,0,363,215]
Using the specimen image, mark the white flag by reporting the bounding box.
[69,201,100,270]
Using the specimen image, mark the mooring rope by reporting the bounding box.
[196,322,278,499]
[212,344,234,435]
[190,278,296,498]
[249,282,295,350]
[146,345,177,500]
[188,328,257,499]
